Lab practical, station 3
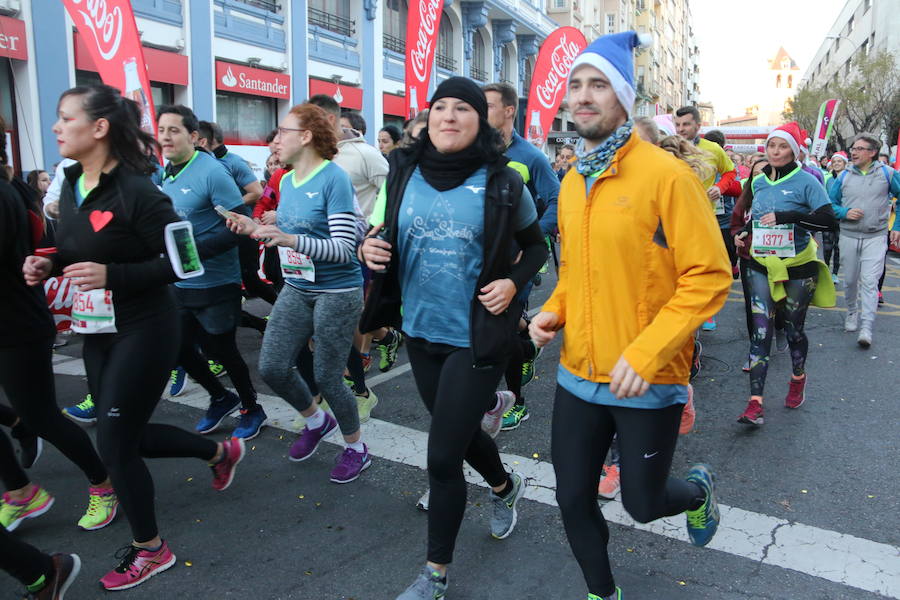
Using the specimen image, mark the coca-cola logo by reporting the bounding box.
[44,277,76,331]
[535,34,581,110]
[410,0,441,83]
[68,0,124,61]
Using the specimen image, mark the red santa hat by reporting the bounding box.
[766,122,805,159]
[830,151,848,163]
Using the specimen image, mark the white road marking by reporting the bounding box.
[52,356,900,598]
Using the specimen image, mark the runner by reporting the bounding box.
[734,122,837,426]
[157,104,267,440]
[529,33,730,600]
[22,85,245,590]
[823,151,848,283]
[227,103,372,484]
[0,114,118,533]
[829,132,900,347]
[359,77,547,599]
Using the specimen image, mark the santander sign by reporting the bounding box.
[67,0,124,61]
[216,61,290,100]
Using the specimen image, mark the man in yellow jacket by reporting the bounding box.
[529,31,732,600]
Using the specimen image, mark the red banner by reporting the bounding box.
[0,16,27,61]
[525,27,587,149]
[44,277,76,333]
[404,0,443,120]
[62,0,156,135]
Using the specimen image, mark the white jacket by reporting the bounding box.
[333,128,388,219]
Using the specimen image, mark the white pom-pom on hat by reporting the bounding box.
[636,33,653,48]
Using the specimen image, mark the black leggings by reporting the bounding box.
[0,340,108,487]
[720,228,737,267]
[552,385,703,597]
[178,308,258,411]
[503,332,534,406]
[406,337,509,565]
[238,236,278,305]
[0,428,27,491]
[822,230,840,274]
[0,526,53,587]
[84,311,218,543]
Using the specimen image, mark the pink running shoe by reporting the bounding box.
[99,541,176,591]
[481,391,516,439]
[784,375,807,409]
[679,384,696,435]
[210,438,245,492]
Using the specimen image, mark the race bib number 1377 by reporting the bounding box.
[751,221,795,257]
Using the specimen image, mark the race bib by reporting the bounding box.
[713,197,726,216]
[278,247,315,282]
[751,221,795,257]
[71,289,117,334]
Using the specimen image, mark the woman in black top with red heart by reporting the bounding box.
[22,84,245,591]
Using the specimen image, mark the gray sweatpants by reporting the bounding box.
[839,234,887,329]
[258,285,363,436]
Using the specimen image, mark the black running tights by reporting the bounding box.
[406,337,509,565]
[84,312,218,543]
[552,385,703,597]
[0,526,52,587]
[0,340,108,487]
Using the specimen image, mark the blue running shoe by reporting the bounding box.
[685,463,719,547]
[232,406,268,440]
[701,317,717,332]
[169,368,187,397]
[63,394,97,424]
[195,391,241,434]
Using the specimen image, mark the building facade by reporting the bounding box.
[800,0,900,91]
[0,0,559,175]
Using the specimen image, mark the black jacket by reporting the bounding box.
[55,163,181,329]
[360,149,547,367]
[0,177,56,348]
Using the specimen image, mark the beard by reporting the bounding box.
[573,110,616,144]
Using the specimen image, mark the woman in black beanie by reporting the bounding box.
[360,77,548,599]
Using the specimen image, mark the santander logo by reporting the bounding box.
[535,34,581,110]
[410,0,441,83]
[221,66,238,87]
[69,0,124,61]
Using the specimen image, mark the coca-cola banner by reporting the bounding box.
[525,27,587,148]
[44,277,76,333]
[404,0,443,119]
[62,0,157,134]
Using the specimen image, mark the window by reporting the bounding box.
[309,0,354,37]
[383,0,406,53]
[776,74,782,88]
[500,47,513,83]
[436,13,456,70]
[861,39,869,57]
[237,0,279,11]
[471,30,487,81]
[216,91,277,145]
[76,69,174,108]
[864,0,872,11]
[787,75,793,88]
[523,59,533,94]
[553,0,566,7]
[606,14,615,34]
[847,15,854,34]
[845,59,852,76]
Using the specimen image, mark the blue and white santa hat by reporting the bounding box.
[569,31,653,116]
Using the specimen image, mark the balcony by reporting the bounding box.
[436,53,457,71]
[132,0,183,25]
[383,33,405,54]
[470,65,488,82]
[237,0,279,11]
[214,0,284,51]
[309,7,355,37]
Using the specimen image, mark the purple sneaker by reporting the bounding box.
[289,412,337,462]
[330,444,372,484]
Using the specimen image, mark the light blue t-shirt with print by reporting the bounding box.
[278,160,362,292]
[750,167,830,254]
[397,166,537,348]
[219,151,257,191]
[558,365,688,409]
[162,150,245,289]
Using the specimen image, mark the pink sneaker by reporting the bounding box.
[481,391,516,439]
[210,438,245,491]
[598,464,620,499]
[784,375,807,409]
[99,541,176,591]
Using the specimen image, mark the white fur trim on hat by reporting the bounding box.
[766,130,799,159]
[569,53,636,116]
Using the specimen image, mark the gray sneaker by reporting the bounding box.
[857,327,872,348]
[845,311,859,332]
[396,565,447,600]
[489,472,525,539]
[416,488,430,511]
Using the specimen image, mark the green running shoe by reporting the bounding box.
[378,330,403,372]
[520,342,542,387]
[62,394,97,424]
[78,486,118,531]
[356,389,379,423]
[685,463,720,547]
[588,588,622,600]
[1,485,54,532]
[500,404,529,431]
[208,360,227,378]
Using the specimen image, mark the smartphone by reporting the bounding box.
[215,205,239,221]
[164,221,205,279]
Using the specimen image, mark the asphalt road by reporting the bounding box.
[2,254,899,600]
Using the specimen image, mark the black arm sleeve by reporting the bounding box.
[509,219,548,291]
[195,203,252,260]
[775,204,837,232]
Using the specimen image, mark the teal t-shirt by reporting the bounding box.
[219,151,257,191]
[277,160,362,291]
[397,167,537,347]
[162,151,245,289]
[750,167,830,254]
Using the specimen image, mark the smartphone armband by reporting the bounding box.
[164,221,205,279]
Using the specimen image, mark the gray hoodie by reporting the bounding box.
[829,163,899,239]
[333,128,388,220]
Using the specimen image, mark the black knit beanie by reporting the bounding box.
[429,77,488,120]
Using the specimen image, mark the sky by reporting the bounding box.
[691,0,846,120]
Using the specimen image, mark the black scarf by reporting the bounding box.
[418,138,489,192]
[762,162,796,182]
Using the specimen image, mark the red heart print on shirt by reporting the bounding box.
[89,210,114,232]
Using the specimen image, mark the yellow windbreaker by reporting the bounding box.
[543,132,731,385]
